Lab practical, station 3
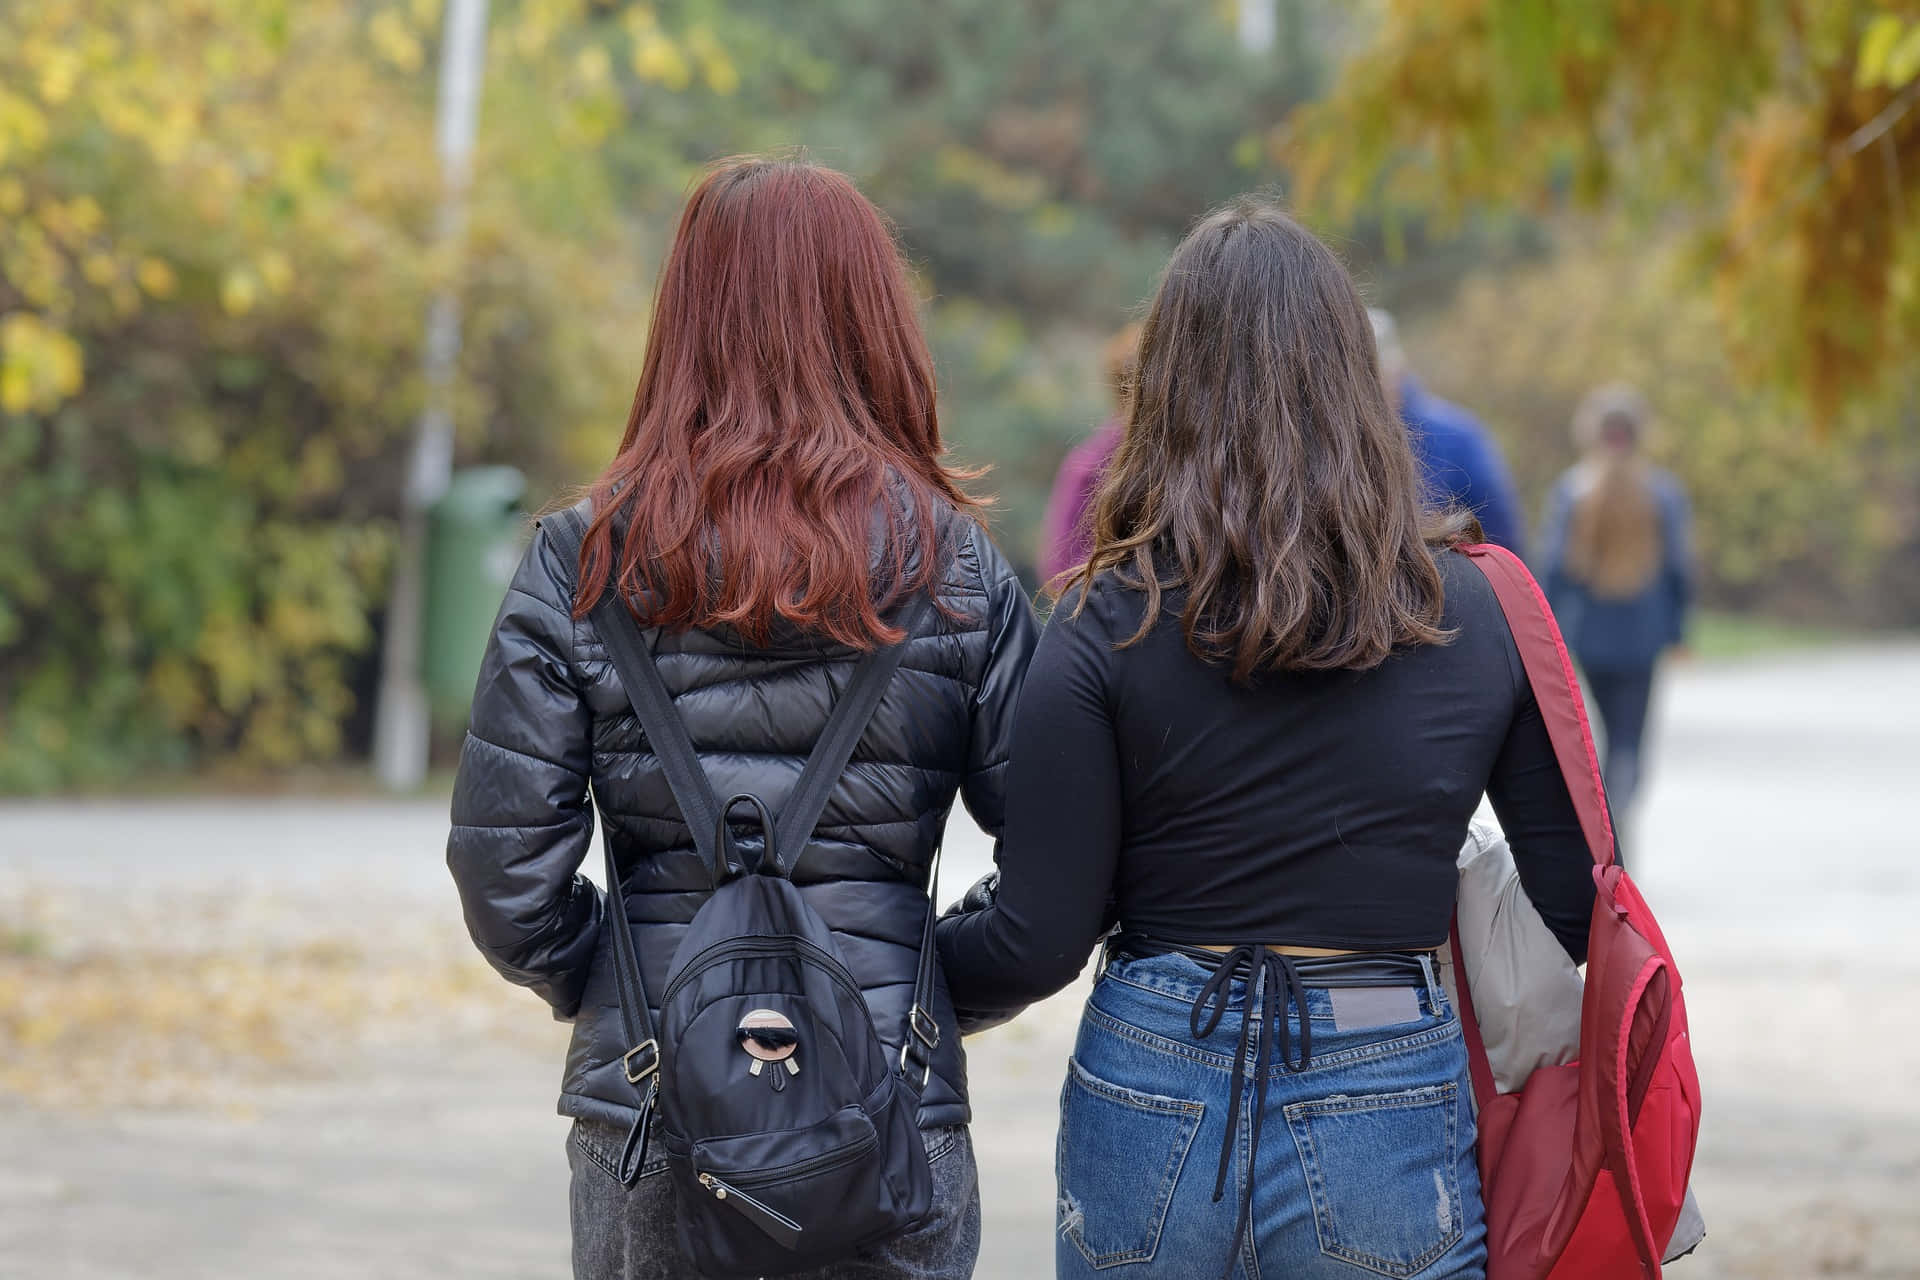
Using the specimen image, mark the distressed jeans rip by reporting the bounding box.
[1053,952,1489,1278]
[1058,1193,1085,1238]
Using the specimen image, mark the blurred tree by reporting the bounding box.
[0,0,1358,786]
[1408,230,1919,624]
[0,0,729,789]
[683,0,1349,566]
[1291,1,1920,427]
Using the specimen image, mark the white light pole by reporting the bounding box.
[373,0,491,791]
[1238,0,1277,52]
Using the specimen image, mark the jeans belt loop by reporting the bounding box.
[1418,951,1441,1010]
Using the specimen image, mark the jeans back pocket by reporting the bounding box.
[1284,1083,1464,1277]
[1056,1058,1204,1269]
[570,1116,669,1186]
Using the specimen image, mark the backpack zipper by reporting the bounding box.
[702,1128,878,1190]
[662,935,868,1012]
[696,1172,804,1241]
[691,1124,878,1245]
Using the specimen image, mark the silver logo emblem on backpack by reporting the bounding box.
[737,1009,800,1089]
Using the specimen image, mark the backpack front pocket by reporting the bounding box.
[1056,1058,1205,1269]
[1284,1083,1466,1277]
[687,1105,883,1253]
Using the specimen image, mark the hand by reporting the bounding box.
[951,870,999,916]
[938,871,1023,1034]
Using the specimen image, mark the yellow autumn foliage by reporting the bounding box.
[0,312,84,413]
[1293,1,1920,427]
[1409,231,1918,622]
[0,0,713,789]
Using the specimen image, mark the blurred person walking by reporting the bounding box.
[447,158,1036,1280]
[1371,308,1527,555]
[1540,385,1693,824]
[939,200,1594,1280]
[1039,324,1142,581]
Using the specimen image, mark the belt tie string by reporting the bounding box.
[1188,946,1314,1280]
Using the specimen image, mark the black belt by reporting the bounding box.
[1106,934,1436,1280]
[1108,934,1434,987]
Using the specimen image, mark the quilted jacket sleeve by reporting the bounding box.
[942,525,1038,1036]
[446,520,604,1019]
[956,524,1038,847]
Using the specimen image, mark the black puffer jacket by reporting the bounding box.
[448,498,1036,1130]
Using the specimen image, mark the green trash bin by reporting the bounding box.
[424,466,529,720]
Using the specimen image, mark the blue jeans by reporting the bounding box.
[1056,951,1487,1279]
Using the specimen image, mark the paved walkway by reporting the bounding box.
[2,643,1917,1278]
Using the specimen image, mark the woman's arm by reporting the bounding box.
[446,520,604,1018]
[1485,660,1598,964]
[937,586,1123,1011]
[955,524,1040,846]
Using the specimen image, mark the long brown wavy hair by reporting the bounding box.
[573,157,982,648]
[1564,384,1662,599]
[1064,198,1472,679]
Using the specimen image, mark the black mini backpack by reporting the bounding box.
[549,509,944,1278]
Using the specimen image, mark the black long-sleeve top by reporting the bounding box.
[936,550,1597,1012]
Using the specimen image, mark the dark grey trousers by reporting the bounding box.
[568,1118,981,1280]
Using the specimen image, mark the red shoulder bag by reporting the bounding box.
[1456,544,1703,1279]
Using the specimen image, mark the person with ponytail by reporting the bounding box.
[1540,385,1694,825]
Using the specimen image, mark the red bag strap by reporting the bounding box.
[1461,544,1617,869]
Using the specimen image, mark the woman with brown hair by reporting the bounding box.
[938,198,1595,1279]
[447,158,1036,1278]
[1540,385,1694,823]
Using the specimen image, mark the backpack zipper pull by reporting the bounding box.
[698,1172,805,1248]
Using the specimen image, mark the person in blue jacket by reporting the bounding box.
[1540,384,1694,824]
[1371,309,1527,555]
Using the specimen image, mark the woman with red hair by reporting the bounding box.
[449,157,1035,1278]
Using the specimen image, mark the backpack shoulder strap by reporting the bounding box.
[764,587,945,1090]
[1462,543,1617,868]
[541,506,662,1185]
[550,506,949,1089]
[1451,543,1612,1109]
[587,583,736,878]
[771,590,936,877]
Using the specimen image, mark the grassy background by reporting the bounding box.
[1686,611,1880,661]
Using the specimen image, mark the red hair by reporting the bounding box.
[573,158,982,648]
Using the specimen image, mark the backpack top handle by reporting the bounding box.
[715,792,784,882]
